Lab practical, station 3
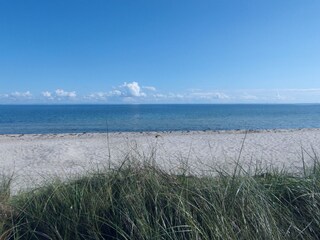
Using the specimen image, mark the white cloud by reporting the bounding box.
[153,93,167,98]
[108,90,122,97]
[190,91,229,100]
[86,90,123,101]
[0,91,33,102]
[85,83,146,102]
[87,82,151,102]
[10,91,32,98]
[143,86,156,91]
[153,93,184,99]
[86,92,108,101]
[55,89,76,98]
[42,91,52,98]
[214,92,229,100]
[121,82,146,97]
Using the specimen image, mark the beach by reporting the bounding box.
[1,128,320,193]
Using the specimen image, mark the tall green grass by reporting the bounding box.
[0,173,12,238]
[1,159,320,239]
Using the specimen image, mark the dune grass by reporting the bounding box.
[1,158,320,239]
[0,173,12,238]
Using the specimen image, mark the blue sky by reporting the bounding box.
[1,0,320,103]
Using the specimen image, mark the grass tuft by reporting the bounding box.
[1,160,320,239]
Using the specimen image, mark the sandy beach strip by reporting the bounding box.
[1,128,320,193]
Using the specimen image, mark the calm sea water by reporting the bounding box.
[0,104,320,134]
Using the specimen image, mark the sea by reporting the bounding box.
[0,104,320,134]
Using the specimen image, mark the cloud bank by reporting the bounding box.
[1,82,320,103]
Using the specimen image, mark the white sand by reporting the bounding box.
[1,129,320,193]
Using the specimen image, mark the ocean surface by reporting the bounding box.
[0,104,320,134]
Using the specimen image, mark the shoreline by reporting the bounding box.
[1,127,320,138]
[1,128,320,193]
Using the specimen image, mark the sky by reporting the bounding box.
[0,0,320,104]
